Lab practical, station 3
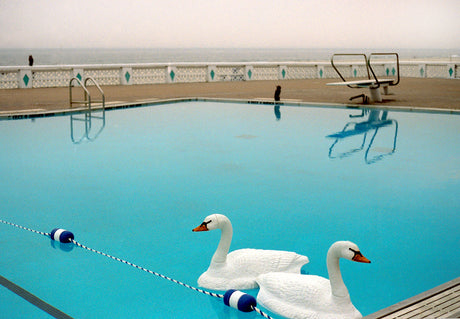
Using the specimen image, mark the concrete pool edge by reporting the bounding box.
[0,274,73,319]
[363,276,460,319]
[1,97,460,120]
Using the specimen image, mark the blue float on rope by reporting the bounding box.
[223,289,257,313]
[50,228,74,243]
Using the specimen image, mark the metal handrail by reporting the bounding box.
[368,52,400,86]
[69,77,91,110]
[69,76,105,144]
[84,76,105,109]
[330,53,373,88]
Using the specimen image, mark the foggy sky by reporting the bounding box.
[1,0,459,49]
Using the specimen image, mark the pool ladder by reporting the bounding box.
[69,76,106,143]
[69,76,105,110]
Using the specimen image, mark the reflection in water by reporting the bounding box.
[70,108,105,144]
[274,104,281,121]
[326,109,398,164]
[50,239,74,252]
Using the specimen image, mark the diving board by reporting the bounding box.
[328,53,400,103]
[327,78,396,102]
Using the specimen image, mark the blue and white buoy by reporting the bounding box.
[223,289,257,313]
[50,228,74,243]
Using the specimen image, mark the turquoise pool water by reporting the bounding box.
[1,101,459,318]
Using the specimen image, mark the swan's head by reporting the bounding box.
[329,241,371,263]
[192,214,230,232]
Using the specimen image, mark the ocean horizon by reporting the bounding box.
[1,47,459,66]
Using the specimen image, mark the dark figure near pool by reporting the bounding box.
[274,85,282,120]
[274,85,281,102]
[28,55,34,66]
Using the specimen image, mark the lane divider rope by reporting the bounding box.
[0,219,273,319]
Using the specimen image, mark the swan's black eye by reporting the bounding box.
[201,220,212,227]
[349,248,363,258]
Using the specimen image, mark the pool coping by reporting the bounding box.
[363,277,460,319]
[0,274,73,319]
[1,97,460,120]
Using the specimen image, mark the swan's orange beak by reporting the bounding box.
[192,223,208,232]
[352,252,371,263]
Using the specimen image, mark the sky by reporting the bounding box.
[0,0,459,49]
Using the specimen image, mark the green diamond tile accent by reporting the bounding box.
[247,69,252,79]
[392,67,396,76]
[77,73,82,81]
[319,69,323,78]
[210,69,215,80]
[449,67,453,77]
[170,70,175,81]
[353,69,357,77]
[23,74,29,86]
[420,67,424,77]
[281,69,286,79]
[386,68,390,76]
[125,71,131,83]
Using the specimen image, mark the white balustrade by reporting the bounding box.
[0,61,457,89]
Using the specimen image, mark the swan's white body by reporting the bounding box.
[256,241,370,319]
[193,214,309,290]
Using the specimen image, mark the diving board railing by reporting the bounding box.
[328,53,400,102]
[69,76,106,144]
[369,53,400,92]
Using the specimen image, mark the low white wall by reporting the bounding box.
[0,61,457,89]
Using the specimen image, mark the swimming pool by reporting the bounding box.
[1,100,459,318]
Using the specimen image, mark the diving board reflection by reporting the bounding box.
[326,109,398,164]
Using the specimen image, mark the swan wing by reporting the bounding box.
[257,272,329,305]
[228,248,309,275]
[257,273,363,319]
[197,249,309,290]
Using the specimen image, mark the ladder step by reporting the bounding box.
[71,100,89,104]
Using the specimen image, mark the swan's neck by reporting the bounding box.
[327,252,349,298]
[211,222,232,264]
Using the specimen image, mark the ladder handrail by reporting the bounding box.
[84,76,105,109]
[69,77,91,110]
[69,76,105,144]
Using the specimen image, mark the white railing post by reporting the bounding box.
[418,64,426,78]
[18,69,32,88]
[208,65,217,82]
[352,65,360,78]
[447,64,455,79]
[244,65,253,81]
[317,65,325,79]
[279,65,287,80]
[385,63,397,77]
[121,67,133,85]
[73,68,84,82]
[166,65,177,83]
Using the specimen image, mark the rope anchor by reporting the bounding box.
[1,220,273,319]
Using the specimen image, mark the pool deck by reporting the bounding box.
[364,277,460,319]
[0,78,459,117]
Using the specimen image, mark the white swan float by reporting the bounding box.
[256,241,370,319]
[192,214,309,290]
